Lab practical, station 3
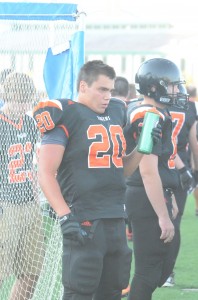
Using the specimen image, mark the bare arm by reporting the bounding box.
[139,154,174,243]
[122,146,143,177]
[38,144,71,217]
[122,121,162,177]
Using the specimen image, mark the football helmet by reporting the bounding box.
[135,58,189,109]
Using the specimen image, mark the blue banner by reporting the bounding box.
[43,30,84,100]
[0,2,78,20]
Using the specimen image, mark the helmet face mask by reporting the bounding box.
[158,82,189,109]
[135,58,189,110]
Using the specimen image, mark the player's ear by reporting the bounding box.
[150,85,156,92]
[79,80,87,93]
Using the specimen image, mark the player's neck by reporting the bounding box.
[142,96,165,109]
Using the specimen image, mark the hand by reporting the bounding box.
[159,216,175,243]
[178,166,194,191]
[59,213,87,245]
[171,194,179,220]
[137,122,162,144]
[151,123,162,144]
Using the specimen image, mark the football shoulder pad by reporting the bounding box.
[110,97,127,109]
[109,97,127,126]
[33,98,75,133]
[127,105,165,125]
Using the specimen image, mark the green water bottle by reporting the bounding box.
[137,111,160,154]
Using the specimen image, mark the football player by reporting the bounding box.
[111,75,131,298]
[33,60,161,300]
[0,72,45,299]
[124,58,189,300]
[162,85,198,287]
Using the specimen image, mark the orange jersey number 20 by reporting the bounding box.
[88,124,126,168]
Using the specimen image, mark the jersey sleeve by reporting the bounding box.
[41,126,68,147]
[125,105,164,155]
[33,98,72,134]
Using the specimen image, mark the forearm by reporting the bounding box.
[142,175,170,220]
[123,146,143,177]
[38,172,70,217]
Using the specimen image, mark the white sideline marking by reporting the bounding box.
[182,289,198,292]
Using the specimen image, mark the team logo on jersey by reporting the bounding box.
[97,116,111,121]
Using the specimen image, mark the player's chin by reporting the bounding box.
[99,106,108,114]
[93,108,105,114]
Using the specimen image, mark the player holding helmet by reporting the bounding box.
[124,58,189,300]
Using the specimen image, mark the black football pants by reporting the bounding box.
[168,185,188,272]
[125,186,175,300]
[62,218,132,300]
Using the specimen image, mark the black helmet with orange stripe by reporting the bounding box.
[135,58,189,109]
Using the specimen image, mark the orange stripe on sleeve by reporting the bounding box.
[33,99,63,114]
[130,107,165,124]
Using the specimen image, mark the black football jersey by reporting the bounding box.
[33,98,127,221]
[0,112,38,203]
[168,100,197,166]
[124,103,179,189]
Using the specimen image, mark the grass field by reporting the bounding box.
[127,193,198,300]
[1,194,197,299]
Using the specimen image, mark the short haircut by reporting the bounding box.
[77,60,116,91]
[3,72,36,103]
[111,76,129,98]
[127,83,137,100]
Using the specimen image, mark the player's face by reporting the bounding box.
[79,75,114,114]
[167,84,180,94]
